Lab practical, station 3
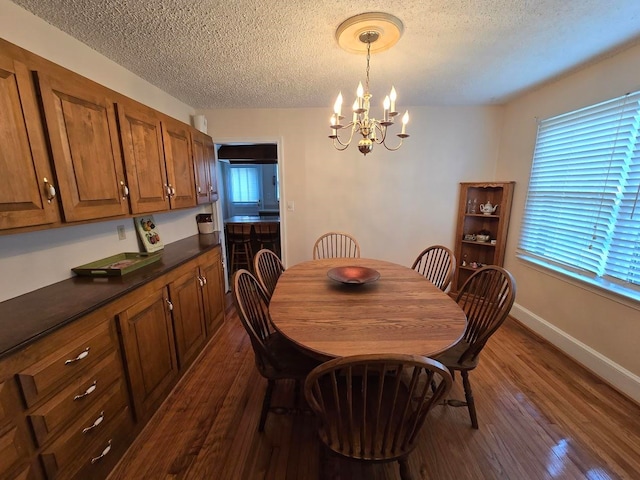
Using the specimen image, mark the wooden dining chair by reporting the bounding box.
[253,248,285,301]
[411,244,456,291]
[313,231,361,260]
[232,269,320,431]
[433,265,516,429]
[304,353,452,480]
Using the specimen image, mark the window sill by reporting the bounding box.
[516,253,640,310]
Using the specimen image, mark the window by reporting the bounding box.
[229,166,260,203]
[519,91,640,300]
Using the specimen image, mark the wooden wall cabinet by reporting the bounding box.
[452,181,515,295]
[0,38,220,234]
[0,54,60,230]
[116,101,170,214]
[192,129,219,204]
[161,119,197,210]
[35,72,130,222]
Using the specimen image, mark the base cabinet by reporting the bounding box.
[0,242,224,480]
[117,285,178,424]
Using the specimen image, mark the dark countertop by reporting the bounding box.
[224,215,280,224]
[0,233,221,359]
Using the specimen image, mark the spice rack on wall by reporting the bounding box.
[451,181,515,295]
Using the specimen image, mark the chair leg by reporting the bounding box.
[259,379,274,432]
[398,458,412,480]
[461,371,478,429]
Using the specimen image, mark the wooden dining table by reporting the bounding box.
[269,258,467,360]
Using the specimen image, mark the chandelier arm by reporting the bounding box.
[373,122,387,144]
[332,138,350,151]
[333,124,356,147]
[381,136,407,152]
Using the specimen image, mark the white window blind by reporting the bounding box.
[519,91,640,295]
[230,166,259,203]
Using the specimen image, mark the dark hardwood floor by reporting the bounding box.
[109,295,640,479]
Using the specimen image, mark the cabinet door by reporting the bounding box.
[116,101,170,214]
[168,268,207,370]
[35,72,130,222]
[191,130,211,205]
[200,249,225,337]
[204,134,219,202]
[0,55,60,229]
[161,119,196,209]
[117,286,178,423]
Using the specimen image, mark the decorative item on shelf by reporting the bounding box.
[329,12,409,155]
[470,198,478,214]
[464,234,477,241]
[196,213,214,234]
[490,239,497,245]
[134,215,164,252]
[476,229,491,242]
[462,254,468,267]
[480,201,498,215]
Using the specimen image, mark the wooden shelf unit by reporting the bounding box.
[451,181,515,295]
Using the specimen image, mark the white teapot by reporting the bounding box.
[480,201,498,215]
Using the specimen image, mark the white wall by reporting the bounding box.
[496,42,640,402]
[0,0,209,302]
[204,106,503,269]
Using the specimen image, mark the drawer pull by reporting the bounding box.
[82,411,105,434]
[65,347,90,365]
[201,275,207,285]
[74,381,97,401]
[90,440,112,464]
[166,298,173,311]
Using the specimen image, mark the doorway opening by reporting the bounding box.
[216,143,281,280]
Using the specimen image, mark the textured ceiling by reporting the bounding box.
[9,0,640,109]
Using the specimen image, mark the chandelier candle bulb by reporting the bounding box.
[383,96,390,122]
[334,92,343,117]
[401,110,409,136]
[390,86,397,115]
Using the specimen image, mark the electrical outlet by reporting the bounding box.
[117,225,126,240]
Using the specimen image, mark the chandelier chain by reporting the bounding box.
[365,40,371,94]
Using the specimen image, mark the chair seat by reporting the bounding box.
[433,340,479,371]
[261,332,320,379]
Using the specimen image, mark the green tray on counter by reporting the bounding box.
[72,252,162,277]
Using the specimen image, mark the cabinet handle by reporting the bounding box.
[74,381,97,401]
[201,275,207,285]
[167,184,176,197]
[166,298,173,311]
[198,275,204,287]
[82,411,105,434]
[164,184,170,199]
[90,440,112,464]
[120,180,129,199]
[43,177,56,203]
[170,186,176,197]
[64,347,90,365]
[209,183,214,193]
[197,185,202,193]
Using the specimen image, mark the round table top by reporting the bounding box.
[269,258,467,360]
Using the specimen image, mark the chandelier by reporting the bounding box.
[329,13,409,156]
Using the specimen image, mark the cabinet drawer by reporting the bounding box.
[28,351,122,447]
[41,407,133,480]
[18,320,115,408]
[38,381,128,478]
[0,424,30,475]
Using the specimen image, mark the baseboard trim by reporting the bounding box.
[511,303,640,405]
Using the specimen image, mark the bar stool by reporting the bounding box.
[226,223,254,272]
[254,223,280,256]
